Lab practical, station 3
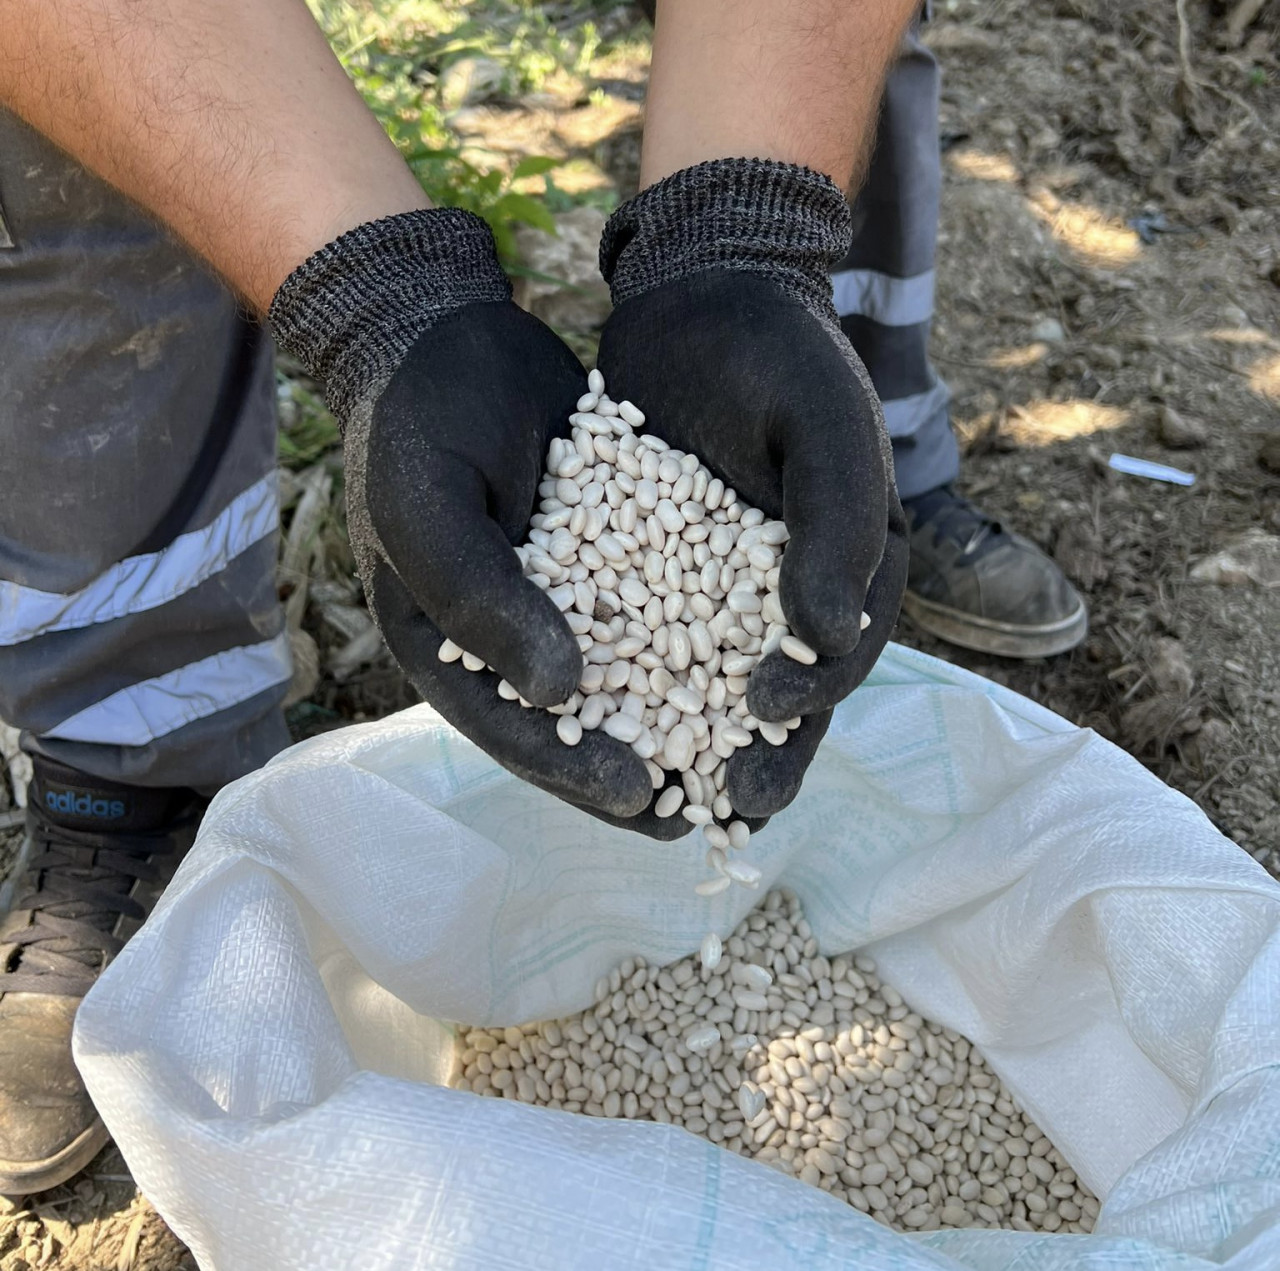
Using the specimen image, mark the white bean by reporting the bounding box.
[700,933,723,972]
[579,695,607,731]
[655,786,685,818]
[722,860,762,888]
[667,626,692,672]
[603,713,644,744]
[666,685,704,715]
[693,875,731,897]
[780,635,817,665]
[656,499,685,535]
[703,823,730,851]
[618,400,645,428]
[664,724,695,771]
[684,1024,721,1052]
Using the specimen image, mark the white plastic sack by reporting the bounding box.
[76,644,1280,1270]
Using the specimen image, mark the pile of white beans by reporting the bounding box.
[439,371,866,893]
[453,888,1097,1233]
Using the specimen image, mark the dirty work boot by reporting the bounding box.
[900,485,1088,658]
[0,757,203,1195]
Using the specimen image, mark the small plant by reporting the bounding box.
[401,149,560,259]
[306,0,570,260]
[276,373,341,469]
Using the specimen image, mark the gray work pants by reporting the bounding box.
[0,23,953,792]
[0,113,291,792]
[832,22,958,500]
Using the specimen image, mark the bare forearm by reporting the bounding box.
[642,0,917,191]
[0,0,428,310]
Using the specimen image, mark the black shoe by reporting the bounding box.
[0,757,203,1195]
[901,485,1088,659]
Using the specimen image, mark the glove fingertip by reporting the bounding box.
[726,773,788,820]
[602,778,655,821]
[572,734,655,819]
[745,651,830,723]
[516,618,585,708]
[580,799,697,841]
[726,710,832,817]
[778,554,864,658]
[726,753,792,819]
[454,581,584,708]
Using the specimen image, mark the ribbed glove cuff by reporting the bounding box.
[599,159,852,317]
[268,209,512,425]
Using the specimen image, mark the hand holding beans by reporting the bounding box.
[597,160,909,818]
[360,304,662,825]
[598,272,909,816]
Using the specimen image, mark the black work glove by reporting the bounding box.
[269,210,658,824]
[598,160,909,820]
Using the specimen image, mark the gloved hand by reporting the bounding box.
[597,159,909,819]
[268,209,658,825]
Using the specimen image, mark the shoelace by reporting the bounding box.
[908,488,1005,559]
[0,809,184,998]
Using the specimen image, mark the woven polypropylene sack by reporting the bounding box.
[75,644,1280,1270]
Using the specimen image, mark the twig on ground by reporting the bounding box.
[1223,0,1266,47]
[114,1202,148,1271]
[1174,0,1202,109]
[279,464,334,631]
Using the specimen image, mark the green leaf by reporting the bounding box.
[489,223,517,260]
[512,155,562,180]
[436,40,491,61]
[505,262,590,294]
[492,191,557,234]
[401,145,462,164]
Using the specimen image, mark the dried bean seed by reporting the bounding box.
[454,890,1093,1236]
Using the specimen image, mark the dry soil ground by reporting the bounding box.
[1,0,1276,1264]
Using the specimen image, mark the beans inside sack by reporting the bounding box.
[438,371,867,899]
[452,889,1098,1234]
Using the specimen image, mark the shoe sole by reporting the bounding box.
[0,1118,110,1197]
[902,591,1089,659]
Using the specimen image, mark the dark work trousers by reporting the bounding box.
[0,112,290,792]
